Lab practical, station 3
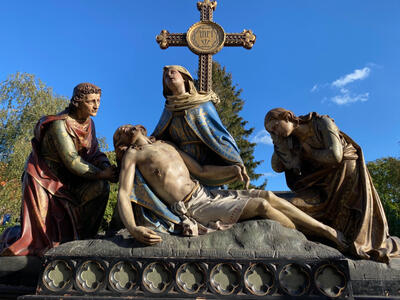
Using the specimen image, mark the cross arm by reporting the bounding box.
[156,30,188,49]
[225,30,256,49]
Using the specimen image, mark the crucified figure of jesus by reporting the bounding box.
[114,124,348,251]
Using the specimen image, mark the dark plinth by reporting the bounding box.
[0,256,42,299]
[13,219,400,299]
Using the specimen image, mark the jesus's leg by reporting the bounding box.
[258,191,348,251]
[239,191,347,251]
[239,197,295,229]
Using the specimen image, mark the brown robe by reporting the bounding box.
[273,115,400,263]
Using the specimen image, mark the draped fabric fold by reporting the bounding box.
[153,102,243,169]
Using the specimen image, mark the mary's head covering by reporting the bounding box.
[162,65,220,111]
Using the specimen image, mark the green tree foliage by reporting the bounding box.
[367,157,400,237]
[208,62,265,189]
[100,151,118,231]
[0,72,68,223]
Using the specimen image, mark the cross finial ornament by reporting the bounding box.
[156,0,256,92]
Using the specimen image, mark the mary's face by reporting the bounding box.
[265,118,295,137]
[163,68,185,95]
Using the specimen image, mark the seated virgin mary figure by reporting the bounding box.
[152,65,246,184]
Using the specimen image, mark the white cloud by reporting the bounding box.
[260,172,277,178]
[366,62,382,69]
[251,130,273,145]
[310,84,318,92]
[310,83,329,93]
[312,65,372,106]
[331,67,370,88]
[331,92,369,105]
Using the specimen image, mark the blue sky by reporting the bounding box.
[1,0,399,190]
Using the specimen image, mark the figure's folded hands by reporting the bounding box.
[302,142,313,155]
[269,132,284,145]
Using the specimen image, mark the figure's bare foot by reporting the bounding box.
[334,230,349,253]
[324,226,349,252]
[336,230,350,252]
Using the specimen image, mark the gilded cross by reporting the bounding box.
[156,0,256,92]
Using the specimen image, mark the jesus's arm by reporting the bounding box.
[118,149,162,245]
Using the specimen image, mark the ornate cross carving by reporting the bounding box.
[156,0,256,92]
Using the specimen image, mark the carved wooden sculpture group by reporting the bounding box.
[0,0,399,263]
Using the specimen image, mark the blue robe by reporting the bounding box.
[130,170,181,234]
[152,101,243,167]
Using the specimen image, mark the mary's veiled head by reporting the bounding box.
[162,65,195,98]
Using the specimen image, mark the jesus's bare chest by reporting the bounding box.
[137,144,182,174]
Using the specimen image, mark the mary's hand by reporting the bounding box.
[233,165,250,189]
[240,165,250,189]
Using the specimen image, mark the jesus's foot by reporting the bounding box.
[334,230,349,253]
[323,226,349,253]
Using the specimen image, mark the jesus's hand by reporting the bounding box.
[131,226,162,245]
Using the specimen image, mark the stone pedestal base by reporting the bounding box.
[11,219,400,299]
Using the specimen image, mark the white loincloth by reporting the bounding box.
[171,183,262,236]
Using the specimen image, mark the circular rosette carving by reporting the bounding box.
[156,30,169,49]
[176,263,207,294]
[244,263,275,296]
[42,260,74,292]
[279,263,310,296]
[142,262,173,293]
[242,29,256,49]
[108,261,138,293]
[314,264,347,297]
[76,260,106,293]
[210,263,240,295]
[186,21,225,55]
